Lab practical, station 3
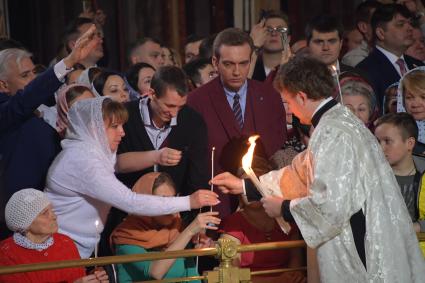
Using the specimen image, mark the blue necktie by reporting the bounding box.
[233,93,243,129]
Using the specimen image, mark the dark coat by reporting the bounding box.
[356,48,424,109]
[116,100,209,195]
[0,68,62,224]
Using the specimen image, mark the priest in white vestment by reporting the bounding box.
[212,56,425,282]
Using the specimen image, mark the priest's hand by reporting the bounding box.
[64,24,101,68]
[189,190,220,209]
[261,196,284,218]
[211,172,243,195]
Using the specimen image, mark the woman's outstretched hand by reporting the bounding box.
[189,190,220,209]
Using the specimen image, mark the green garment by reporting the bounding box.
[116,244,201,283]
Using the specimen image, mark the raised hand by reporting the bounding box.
[250,18,267,49]
[64,24,101,68]
[210,172,243,195]
[187,211,221,236]
[189,189,219,209]
[156,147,182,166]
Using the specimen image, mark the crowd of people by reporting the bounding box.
[1,1,425,282]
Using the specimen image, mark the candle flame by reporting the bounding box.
[330,65,337,75]
[242,135,260,171]
[95,220,101,233]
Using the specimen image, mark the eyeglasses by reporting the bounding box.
[266,27,288,34]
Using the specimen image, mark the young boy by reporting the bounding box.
[374,112,424,233]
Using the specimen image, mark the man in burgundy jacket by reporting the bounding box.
[188,28,286,217]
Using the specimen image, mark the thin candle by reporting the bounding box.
[94,220,100,258]
[196,146,216,270]
[210,147,215,212]
[332,65,343,103]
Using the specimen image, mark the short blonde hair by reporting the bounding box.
[102,98,128,126]
[402,70,425,98]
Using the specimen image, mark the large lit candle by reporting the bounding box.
[242,135,291,234]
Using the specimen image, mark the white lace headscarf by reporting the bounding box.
[396,66,425,144]
[76,67,102,97]
[61,96,116,171]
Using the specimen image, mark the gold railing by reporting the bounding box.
[0,239,306,282]
[1,233,424,282]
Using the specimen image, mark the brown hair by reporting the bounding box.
[102,98,128,126]
[402,70,425,99]
[375,112,418,141]
[152,172,176,194]
[213,28,254,59]
[65,85,93,106]
[262,10,289,27]
[274,56,334,100]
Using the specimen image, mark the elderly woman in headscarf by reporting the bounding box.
[45,97,218,259]
[0,189,108,283]
[111,172,220,282]
[397,66,425,154]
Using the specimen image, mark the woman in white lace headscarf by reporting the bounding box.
[396,66,425,153]
[45,97,218,258]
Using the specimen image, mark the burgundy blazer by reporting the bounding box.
[188,77,286,216]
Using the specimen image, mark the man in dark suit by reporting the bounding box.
[188,28,286,217]
[100,66,209,256]
[116,66,209,195]
[357,4,424,109]
[0,26,100,239]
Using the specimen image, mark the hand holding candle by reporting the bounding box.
[241,135,291,234]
